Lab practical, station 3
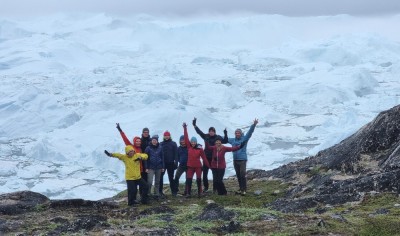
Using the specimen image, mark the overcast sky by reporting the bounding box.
[1,0,400,17]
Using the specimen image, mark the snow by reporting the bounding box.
[0,13,400,200]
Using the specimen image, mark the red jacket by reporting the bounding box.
[206,144,240,169]
[184,126,210,168]
[119,131,144,172]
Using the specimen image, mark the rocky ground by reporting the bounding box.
[1,105,400,235]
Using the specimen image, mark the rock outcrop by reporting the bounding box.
[250,105,400,212]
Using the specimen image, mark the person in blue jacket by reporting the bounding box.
[171,135,188,196]
[160,131,178,196]
[227,118,258,196]
[144,135,164,197]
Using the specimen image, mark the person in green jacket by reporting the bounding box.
[104,145,149,206]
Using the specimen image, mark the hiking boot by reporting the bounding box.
[241,191,246,196]
[203,188,209,193]
[235,190,242,195]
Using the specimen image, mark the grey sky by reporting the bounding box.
[1,0,400,17]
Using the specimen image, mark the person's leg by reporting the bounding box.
[239,161,247,193]
[173,165,185,194]
[147,169,155,195]
[154,169,162,196]
[186,167,195,196]
[195,167,203,197]
[219,169,227,195]
[139,171,147,196]
[126,180,135,206]
[202,164,209,192]
[159,169,165,195]
[138,178,149,204]
[211,168,217,194]
[233,160,241,193]
[167,163,175,194]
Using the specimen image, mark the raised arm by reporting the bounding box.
[116,123,132,146]
[183,122,191,147]
[243,119,258,142]
[222,128,228,144]
[192,117,207,139]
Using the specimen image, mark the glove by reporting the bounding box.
[135,157,142,162]
[104,150,112,157]
[116,123,122,132]
[239,141,247,149]
[192,118,197,127]
[223,128,228,136]
[183,122,187,128]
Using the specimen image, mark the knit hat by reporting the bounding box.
[180,135,185,141]
[190,137,197,143]
[209,127,216,132]
[142,127,149,133]
[235,128,242,134]
[163,131,171,137]
[125,145,134,154]
[151,135,159,141]
[215,136,223,142]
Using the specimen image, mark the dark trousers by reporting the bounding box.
[160,162,176,194]
[126,178,149,205]
[233,160,247,192]
[172,165,187,194]
[212,168,227,195]
[202,158,215,191]
[139,171,148,195]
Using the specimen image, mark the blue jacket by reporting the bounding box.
[160,139,178,164]
[145,144,164,169]
[177,145,188,166]
[228,124,256,161]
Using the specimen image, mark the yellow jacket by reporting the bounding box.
[111,152,148,180]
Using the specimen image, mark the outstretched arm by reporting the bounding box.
[243,119,258,142]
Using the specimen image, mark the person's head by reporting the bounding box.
[125,145,135,157]
[215,136,222,147]
[133,136,141,147]
[235,129,242,139]
[163,131,171,140]
[179,135,186,147]
[142,127,150,138]
[190,137,197,147]
[208,127,216,137]
[151,135,159,145]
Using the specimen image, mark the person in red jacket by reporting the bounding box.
[183,122,210,198]
[206,137,246,195]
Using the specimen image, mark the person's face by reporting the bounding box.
[209,130,215,137]
[191,141,196,147]
[164,135,170,140]
[152,139,158,145]
[127,150,135,157]
[215,140,222,147]
[135,139,141,147]
[143,130,149,137]
[235,131,241,139]
[180,140,186,146]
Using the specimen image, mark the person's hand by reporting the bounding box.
[253,118,259,125]
[223,128,228,136]
[104,150,112,157]
[192,117,197,127]
[116,123,122,132]
[161,169,165,172]
[183,122,187,128]
[146,169,149,173]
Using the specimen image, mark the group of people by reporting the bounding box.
[104,118,258,206]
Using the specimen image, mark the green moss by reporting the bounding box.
[358,216,400,236]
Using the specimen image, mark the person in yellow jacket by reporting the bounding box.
[104,145,149,206]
